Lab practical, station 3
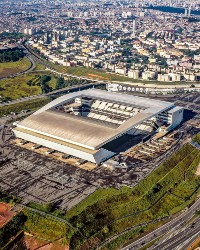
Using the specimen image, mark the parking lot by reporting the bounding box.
[0,142,152,210]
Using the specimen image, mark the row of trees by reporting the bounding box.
[0,48,24,63]
[56,77,88,89]
[27,75,53,93]
[0,212,27,248]
[27,75,88,94]
[0,190,22,204]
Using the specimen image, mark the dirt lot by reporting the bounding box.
[10,234,69,250]
[0,202,16,228]
[186,236,200,250]
[24,235,69,250]
[87,73,109,80]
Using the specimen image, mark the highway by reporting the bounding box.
[149,216,200,250]
[163,224,200,250]
[181,231,200,250]
[0,44,106,108]
[121,198,200,250]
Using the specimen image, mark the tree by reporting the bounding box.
[0,48,24,62]
[56,77,65,89]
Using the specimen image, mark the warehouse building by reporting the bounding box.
[13,89,184,164]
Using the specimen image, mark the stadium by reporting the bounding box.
[13,89,184,164]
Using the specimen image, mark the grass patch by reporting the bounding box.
[0,57,31,78]
[33,63,46,71]
[48,75,57,89]
[0,97,51,117]
[23,209,71,243]
[65,187,127,220]
[0,73,57,101]
[0,73,41,100]
[193,133,200,144]
[66,142,200,249]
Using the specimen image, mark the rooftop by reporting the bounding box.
[16,89,174,150]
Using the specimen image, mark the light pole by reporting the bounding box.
[61,164,64,190]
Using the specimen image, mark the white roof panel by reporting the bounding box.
[16,89,176,150]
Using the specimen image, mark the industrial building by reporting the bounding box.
[13,89,184,164]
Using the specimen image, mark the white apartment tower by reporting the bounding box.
[132,19,136,37]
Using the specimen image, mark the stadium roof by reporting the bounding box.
[16,89,174,150]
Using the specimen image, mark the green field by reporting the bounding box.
[65,139,200,250]
[0,57,31,78]
[54,65,198,85]
[0,73,57,101]
[193,133,200,144]
[23,209,71,243]
[33,63,47,71]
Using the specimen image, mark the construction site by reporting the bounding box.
[1,90,200,210]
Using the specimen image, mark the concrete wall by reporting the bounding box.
[171,108,184,128]
[13,129,114,164]
[107,83,200,95]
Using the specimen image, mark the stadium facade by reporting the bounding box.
[13,89,184,164]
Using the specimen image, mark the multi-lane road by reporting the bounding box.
[152,216,200,250]
[121,197,200,250]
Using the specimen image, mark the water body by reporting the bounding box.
[145,5,200,16]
